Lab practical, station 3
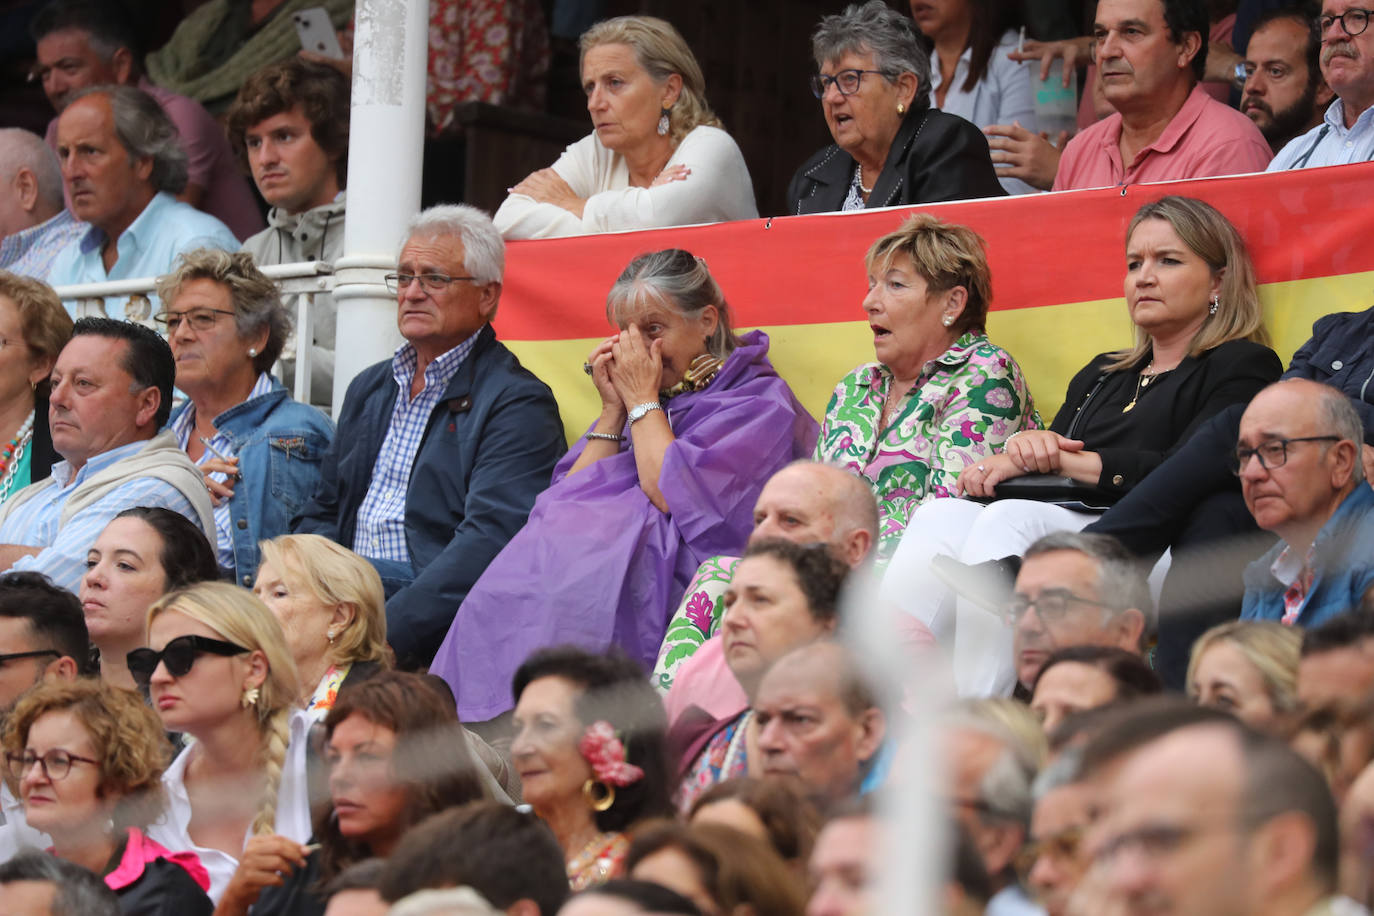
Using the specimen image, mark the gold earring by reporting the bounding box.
[582,779,615,812]
[326,629,337,645]
[240,686,260,709]
[897,102,906,115]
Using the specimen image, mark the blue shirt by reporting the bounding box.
[0,439,199,592]
[171,372,276,568]
[0,210,87,282]
[352,334,480,562]
[47,191,239,319]
[1268,99,1374,171]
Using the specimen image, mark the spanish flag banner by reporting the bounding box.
[494,162,1374,441]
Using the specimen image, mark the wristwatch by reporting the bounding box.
[628,401,663,424]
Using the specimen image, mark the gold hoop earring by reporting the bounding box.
[582,778,615,812]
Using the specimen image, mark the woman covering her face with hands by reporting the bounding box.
[429,250,816,725]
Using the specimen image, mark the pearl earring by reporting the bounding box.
[942,315,954,327]
[248,347,258,357]
[1209,295,1219,316]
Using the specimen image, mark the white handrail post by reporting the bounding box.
[332,0,430,414]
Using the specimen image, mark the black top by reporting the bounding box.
[785,104,1006,215]
[1050,338,1283,496]
[249,850,325,916]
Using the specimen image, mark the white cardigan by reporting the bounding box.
[494,125,758,239]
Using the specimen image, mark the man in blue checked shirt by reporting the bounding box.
[0,318,213,592]
[293,204,564,668]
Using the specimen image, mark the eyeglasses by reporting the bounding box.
[5,749,100,782]
[809,69,889,99]
[153,308,237,333]
[1229,436,1341,475]
[0,649,59,667]
[384,273,477,295]
[1002,589,1117,626]
[126,634,249,688]
[1320,8,1372,36]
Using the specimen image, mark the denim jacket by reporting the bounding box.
[172,379,334,585]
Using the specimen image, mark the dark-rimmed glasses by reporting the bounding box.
[1002,590,1117,626]
[1229,436,1341,475]
[1320,8,1372,36]
[0,649,59,667]
[809,69,888,99]
[153,308,237,333]
[384,273,477,295]
[5,749,100,782]
[127,635,249,688]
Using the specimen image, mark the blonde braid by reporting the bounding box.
[252,706,292,836]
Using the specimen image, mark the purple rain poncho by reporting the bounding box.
[430,330,818,721]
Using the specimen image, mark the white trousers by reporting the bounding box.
[879,498,1099,696]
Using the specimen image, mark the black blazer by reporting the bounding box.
[786,104,1006,215]
[1050,338,1283,497]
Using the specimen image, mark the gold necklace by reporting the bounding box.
[1121,361,1161,413]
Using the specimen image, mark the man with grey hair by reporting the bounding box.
[942,699,1042,916]
[47,85,238,320]
[0,128,85,281]
[1005,532,1151,695]
[1238,379,1374,627]
[293,204,565,668]
[0,850,121,915]
[656,459,882,725]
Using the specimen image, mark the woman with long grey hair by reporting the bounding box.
[788,0,1004,214]
[430,249,817,725]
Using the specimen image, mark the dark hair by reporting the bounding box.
[1238,727,1339,890]
[740,539,850,626]
[512,646,672,832]
[1250,7,1321,88]
[1302,607,1374,657]
[624,820,808,915]
[1161,0,1209,81]
[0,571,91,676]
[0,850,121,915]
[317,672,487,884]
[962,0,1022,91]
[30,0,140,60]
[1032,646,1162,701]
[226,58,351,188]
[577,880,702,914]
[1077,696,1233,780]
[112,507,220,589]
[70,317,175,428]
[379,801,569,914]
[323,857,386,900]
[690,777,822,864]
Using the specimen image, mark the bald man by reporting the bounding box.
[1238,380,1374,628]
[754,642,886,805]
[0,128,85,280]
[656,461,884,725]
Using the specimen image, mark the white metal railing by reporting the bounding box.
[52,260,336,408]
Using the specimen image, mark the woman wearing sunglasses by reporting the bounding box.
[138,581,306,904]
[2,679,213,914]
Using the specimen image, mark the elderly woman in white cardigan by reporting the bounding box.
[494,15,756,239]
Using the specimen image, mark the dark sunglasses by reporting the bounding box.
[127,635,249,688]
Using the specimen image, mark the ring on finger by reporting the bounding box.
[583,361,593,376]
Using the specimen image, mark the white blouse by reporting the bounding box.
[494,125,758,239]
[145,713,312,903]
[929,29,1041,196]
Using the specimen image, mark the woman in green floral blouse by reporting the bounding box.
[814,212,1039,568]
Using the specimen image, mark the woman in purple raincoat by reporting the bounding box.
[431,249,818,723]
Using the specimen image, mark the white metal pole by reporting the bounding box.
[332,0,430,413]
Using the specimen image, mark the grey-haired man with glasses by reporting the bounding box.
[1268,0,1374,169]
[1237,379,1374,628]
[292,204,564,670]
[1007,531,1150,693]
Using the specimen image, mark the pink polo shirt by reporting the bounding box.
[1054,83,1272,190]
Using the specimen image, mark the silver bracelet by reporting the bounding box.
[628,401,664,424]
[585,431,624,442]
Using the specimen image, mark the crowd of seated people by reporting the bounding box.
[0,0,1371,914]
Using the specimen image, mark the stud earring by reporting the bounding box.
[326,629,337,645]
[248,347,258,357]
[897,102,906,115]
[942,315,954,327]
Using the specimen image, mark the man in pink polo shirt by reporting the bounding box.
[31,0,263,241]
[1053,0,1273,190]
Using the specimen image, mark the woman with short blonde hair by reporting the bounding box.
[140,582,305,904]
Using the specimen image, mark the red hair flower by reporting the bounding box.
[578,720,644,787]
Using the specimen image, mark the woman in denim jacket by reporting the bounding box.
[156,249,334,587]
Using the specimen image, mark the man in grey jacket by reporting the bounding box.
[228,59,350,406]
